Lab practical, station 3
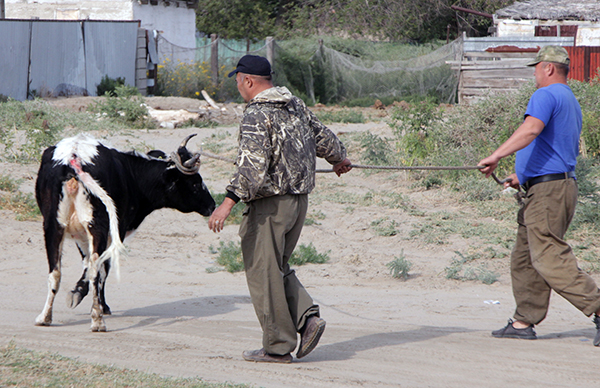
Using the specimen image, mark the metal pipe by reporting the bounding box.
[450,5,493,19]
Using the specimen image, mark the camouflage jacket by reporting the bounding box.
[226,87,347,203]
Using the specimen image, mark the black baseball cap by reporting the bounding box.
[227,55,272,78]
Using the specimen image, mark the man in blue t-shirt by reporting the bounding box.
[478,45,600,346]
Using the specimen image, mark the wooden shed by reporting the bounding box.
[451,0,600,104]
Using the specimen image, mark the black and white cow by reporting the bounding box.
[35,133,215,331]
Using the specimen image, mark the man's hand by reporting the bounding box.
[503,173,520,189]
[477,155,500,178]
[208,197,236,233]
[333,158,352,177]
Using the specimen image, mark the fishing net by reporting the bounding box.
[156,35,461,104]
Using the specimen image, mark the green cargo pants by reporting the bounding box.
[512,178,600,325]
[239,194,319,355]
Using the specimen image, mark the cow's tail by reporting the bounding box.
[71,158,126,280]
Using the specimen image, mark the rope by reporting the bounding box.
[200,150,487,174]
[315,164,484,173]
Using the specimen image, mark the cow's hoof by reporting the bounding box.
[66,290,84,309]
[91,324,107,332]
[102,304,112,315]
[35,314,52,326]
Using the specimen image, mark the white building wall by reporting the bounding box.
[133,3,196,51]
[6,0,133,20]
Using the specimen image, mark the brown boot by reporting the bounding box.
[242,348,292,363]
[296,316,326,359]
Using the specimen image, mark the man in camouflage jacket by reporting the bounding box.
[209,55,352,363]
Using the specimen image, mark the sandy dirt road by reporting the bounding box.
[1,124,600,388]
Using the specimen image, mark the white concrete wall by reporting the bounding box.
[6,0,133,20]
[133,2,195,50]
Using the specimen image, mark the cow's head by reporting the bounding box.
[150,134,215,216]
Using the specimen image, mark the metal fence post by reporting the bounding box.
[211,33,218,87]
[266,36,274,66]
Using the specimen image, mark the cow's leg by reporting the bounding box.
[66,243,90,309]
[97,260,111,315]
[88,252,107,332]
[88,220,109,332]
[35,221,65,326]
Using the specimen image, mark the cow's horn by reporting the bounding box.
[180,133,197,149]
[183,153,201,169]
[170,151,200,175]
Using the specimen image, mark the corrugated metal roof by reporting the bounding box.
[496,0,600,22]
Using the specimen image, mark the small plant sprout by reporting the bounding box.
[387,250,412,280]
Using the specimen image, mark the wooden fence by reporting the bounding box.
[450,36,600,104]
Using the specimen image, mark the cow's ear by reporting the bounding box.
[147,150,167,159]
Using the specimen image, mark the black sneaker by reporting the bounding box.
[593,314,600,346]
[492,319,537,340]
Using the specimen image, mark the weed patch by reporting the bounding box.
[0,341,248,388]
[209,240,244,273]
[371,217,399,236]
[208,240,330,273]
[88,85,153,129]
[289,243,331,265]
[387,251,412,280]
[445,251,499,285]
[0,174,40,221]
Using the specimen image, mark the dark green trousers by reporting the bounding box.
[512,178,600,325]
[239,194,319,355]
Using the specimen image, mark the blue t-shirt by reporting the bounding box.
[515,83,582,184]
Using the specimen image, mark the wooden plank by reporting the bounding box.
[463,51,537,59]
[460,88,520,97]
[462,78,528,88]
[461,68,533,79]
[458,59,531,65]
[449,63,532,70]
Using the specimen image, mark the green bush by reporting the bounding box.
[358,132,396,167]
[88,86,151,129]
[155,60,238,102]
[96,75,126,97]
[388,97,443,163]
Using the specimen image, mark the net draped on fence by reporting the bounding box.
[156,35,462,104]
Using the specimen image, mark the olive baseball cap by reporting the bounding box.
[526,45,570,67]
[227,55,272,77]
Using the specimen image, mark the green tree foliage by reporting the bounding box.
[285,0,515,42]
[196,0,277,44]
[200,0,514,43]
